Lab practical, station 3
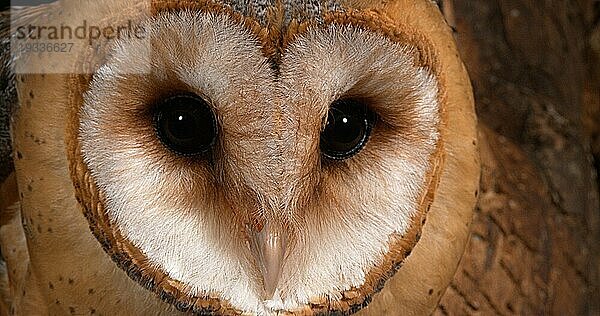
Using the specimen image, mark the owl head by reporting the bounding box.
[3,0,479,314]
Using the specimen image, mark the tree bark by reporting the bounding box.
[436,1,600,314]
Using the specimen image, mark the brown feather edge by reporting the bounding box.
[64,4,448,316]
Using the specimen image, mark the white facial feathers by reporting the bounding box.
[79,11,440,315]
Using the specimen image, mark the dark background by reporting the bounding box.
[436,0,600,315]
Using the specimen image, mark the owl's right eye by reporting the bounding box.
[320,99,375,160]
[154,94,217,156]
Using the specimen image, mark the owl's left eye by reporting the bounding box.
[154,94,217,156]
[320,99,375,160]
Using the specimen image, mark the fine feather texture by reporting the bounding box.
[79,10,439,314]
[272,24,439,309]
[81,11,276,314]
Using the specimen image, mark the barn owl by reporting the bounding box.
[0,0,478,315]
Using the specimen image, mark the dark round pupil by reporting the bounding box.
[320,99,373,160]
[164,110,210,142]
[155,95,216,155]
[325,109,364,146]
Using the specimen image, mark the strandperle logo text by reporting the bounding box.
[15,20,146,45]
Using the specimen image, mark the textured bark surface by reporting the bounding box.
[436,0,600,315]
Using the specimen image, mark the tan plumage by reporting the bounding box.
[0,0,478,315]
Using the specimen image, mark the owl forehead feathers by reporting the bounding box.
[223,0,342,24]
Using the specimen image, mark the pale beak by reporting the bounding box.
[249,222,287,299]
